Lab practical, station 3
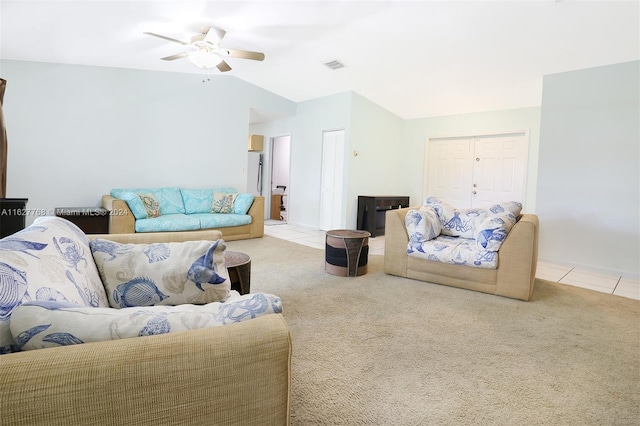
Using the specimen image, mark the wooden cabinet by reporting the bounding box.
[357,196,410,237]
[248,134,264,151]
[271,194,283,220]
[0,198,28,238]
[55,207,110,234]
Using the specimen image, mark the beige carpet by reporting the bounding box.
[225,236,639,425]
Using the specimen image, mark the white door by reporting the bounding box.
[472,133,528,207]
[426,132,528,209]
[319,130,345,230]
[427,138,474,207]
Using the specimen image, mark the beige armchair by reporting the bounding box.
[0,228,291,425]
[384,207,539,301]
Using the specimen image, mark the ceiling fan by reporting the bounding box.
[144,26,265,72]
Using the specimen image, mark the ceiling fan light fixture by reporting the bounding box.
[187,50,222,69]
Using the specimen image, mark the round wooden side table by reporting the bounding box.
[224,251,251,294]
[325,229,371,277]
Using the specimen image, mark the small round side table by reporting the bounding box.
[224,251,251,294]
[325,229,371,277]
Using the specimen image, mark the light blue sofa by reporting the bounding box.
[102,187,264,241]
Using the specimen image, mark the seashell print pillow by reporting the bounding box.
[211,192,238,214]
[475,212,518,252]
[0,216,109,354]
[90,239,231,308]
[137,193,161,218]
[487,201,523,217]
[10,292,283,351]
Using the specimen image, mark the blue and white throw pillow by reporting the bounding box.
[9,292,283,351]
[0,216,109,354]
[487,201,523,217]
[405,206,442,253]
[425,197,487,239]
[475,212,518,252]
[91,239,231,308]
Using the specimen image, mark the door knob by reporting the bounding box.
[476,158,480,161]
[472,191,477,195]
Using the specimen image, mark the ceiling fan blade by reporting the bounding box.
[220,49,265,61]
[144,32,190,45]
[217,60,232,72]
[203,27,226,45]
[161,52,188,61]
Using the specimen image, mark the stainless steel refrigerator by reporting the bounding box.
[247,152,263,196]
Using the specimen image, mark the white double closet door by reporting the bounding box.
[426,132,528,209]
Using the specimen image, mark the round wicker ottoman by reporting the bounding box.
[325,229,371,277]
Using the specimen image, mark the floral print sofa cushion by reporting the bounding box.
[0,216,109,354]
[10,292,283,351]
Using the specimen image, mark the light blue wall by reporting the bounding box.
[403,107,541,212]
[291,92,352,227]
[0,60,295,224]
[348,93,406,228]
[251,91,406,230]
[537,61,639,277]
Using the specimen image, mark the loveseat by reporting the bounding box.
[384,197,539,301]
[0,216,291,425]
[102,187,264,242]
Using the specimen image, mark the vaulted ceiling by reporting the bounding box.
[1,1,637,119]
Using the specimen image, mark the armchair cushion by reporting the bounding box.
[488,201,523,216]
[425,197,487,239]
[475,212,518,252]
[405,206,441,250]
[9,292,283,351]
[91,239,231,308]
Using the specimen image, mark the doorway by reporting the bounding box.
[270,135,290,222]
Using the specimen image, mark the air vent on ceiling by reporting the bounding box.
[324,60,345,70]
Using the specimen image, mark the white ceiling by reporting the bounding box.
[0,1,638,119]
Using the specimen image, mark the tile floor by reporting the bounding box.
[264,221,640,301]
